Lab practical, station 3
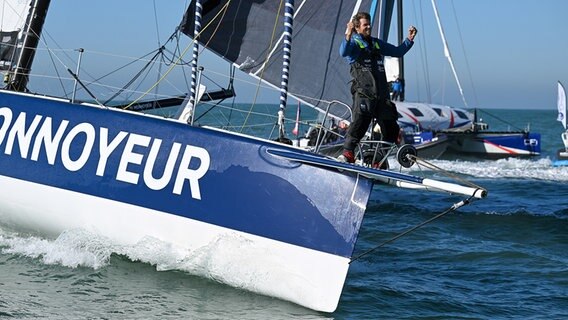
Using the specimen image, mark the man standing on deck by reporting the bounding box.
[337,12,417,164]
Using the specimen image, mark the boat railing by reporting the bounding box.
[310,100,352,154]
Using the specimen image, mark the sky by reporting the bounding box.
[21,0,568,110]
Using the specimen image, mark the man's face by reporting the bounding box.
[356,18,371,38]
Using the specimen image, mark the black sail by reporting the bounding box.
[180,0,396,120]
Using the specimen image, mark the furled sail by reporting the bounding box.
[180,0,385,120]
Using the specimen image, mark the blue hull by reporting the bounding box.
[0,90,489,312]
[0,91,373,258]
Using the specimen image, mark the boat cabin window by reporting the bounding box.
[408,108,424,117]
[454,110,469,119]
[433,108,444,116]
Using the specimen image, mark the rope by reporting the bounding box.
[449,1,478,107]
[349,195,475,264]
[239,0,285,133]
[103,49,163,105]
[124,0,232,110]
[476,109,526,132]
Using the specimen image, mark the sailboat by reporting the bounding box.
[0,0,487,312]
[553,81,568,167]
[386,0,541,159]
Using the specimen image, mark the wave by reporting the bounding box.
[0,229,115,269]
[0,226,327,311]
[0,228,250,274]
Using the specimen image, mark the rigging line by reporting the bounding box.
[37,21,166,100]
[193,99,226,122]
[168,0,229,83]
[239,0,287,133]
[152,0,161,48]
[103,49,163,105]
[190,0,230,65]
[431,0,468,108]
[97,51,159,78]
[226,83,236,128]
[1,1,28,37]
[123,54,169,104]
[477,109,526,131]
[154,44,165,103]
[9,8,71,95]
[410,155,484,190]
[124,0,232,110]
[33,21,102,96]
[411,0,431,103]
[200,69,230,92]
[240,0,306,132]
[159,41,181,66]
[41,40,67,98]
[350,195,476,264]
[450,1,478,107]
[250,0,308,78]
[168,34,192,95]
[66,68,105,108]
[198,1,228,50]
[240,0,309,135]
[166,1,233,124]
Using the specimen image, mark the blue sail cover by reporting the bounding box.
[180,0,395,120]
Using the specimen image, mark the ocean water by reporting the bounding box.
[1,109,567,319]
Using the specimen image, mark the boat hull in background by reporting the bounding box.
[443,131,541,159]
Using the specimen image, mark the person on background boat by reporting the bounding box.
[391,76,403,101]
[337,11,417,164]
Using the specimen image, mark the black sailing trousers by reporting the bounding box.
[343,93,400,152]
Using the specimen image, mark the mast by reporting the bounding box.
[6,0,51,92]
[375,0,394,40]
[431,0,468,108]
[396,0,405,101]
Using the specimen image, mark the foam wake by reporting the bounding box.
[0,226,332,311]
[392,157,568,181]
